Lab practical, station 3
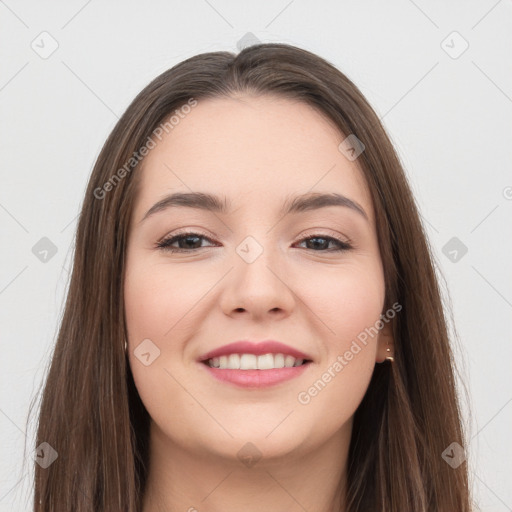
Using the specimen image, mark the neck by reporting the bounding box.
[141,421,350,512]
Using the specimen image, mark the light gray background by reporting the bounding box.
[1,1,511,510]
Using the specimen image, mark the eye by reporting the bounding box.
[156,231,217,252]
[294,234,352,252]
[155,232,353,253]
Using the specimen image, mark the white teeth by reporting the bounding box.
[284,355,295,368]
[257,353,274,370]
[207,353,307,370]
[228,354,240,367]
[240,354,257,370]
[273,353,285,368]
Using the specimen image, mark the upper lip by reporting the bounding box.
[198,340,313,362]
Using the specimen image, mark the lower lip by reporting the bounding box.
[200,362,312,388]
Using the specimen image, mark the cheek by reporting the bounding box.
[335,277,384,344]
[124,259,210,404]
[295,264,384,421]
[124,259,205,341]
[300,260,385,345]
[124,262,195,427]
[301,263,383,389]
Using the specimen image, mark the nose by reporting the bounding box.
[219,241,296,321]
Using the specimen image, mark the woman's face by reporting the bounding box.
[124,94,391,464]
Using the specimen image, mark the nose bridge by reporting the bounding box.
[235,232,284,288]
[220,231,295,316]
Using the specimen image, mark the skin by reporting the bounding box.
[124,94,394,512]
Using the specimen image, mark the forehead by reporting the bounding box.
[132,94,373,222]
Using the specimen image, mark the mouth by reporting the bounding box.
[201,353,312,370]
[199,353,313,388]
[197,340,314,388]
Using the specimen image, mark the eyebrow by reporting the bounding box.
[140,191,368,223]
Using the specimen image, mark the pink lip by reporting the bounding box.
[197,340,312,362]
[201,363,312,388]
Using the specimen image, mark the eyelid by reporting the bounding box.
[154,228,220,253]
[156,227,213,245]
[156,227,355,254]
[295,227,354,247]
[157,227,352,245]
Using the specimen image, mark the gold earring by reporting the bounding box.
[385,346,394,362]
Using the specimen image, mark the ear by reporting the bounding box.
[375,320,394,363]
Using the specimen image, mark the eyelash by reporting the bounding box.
[155,231,353,253]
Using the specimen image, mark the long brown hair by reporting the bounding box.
[28,43,473,511]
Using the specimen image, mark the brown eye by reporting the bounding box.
[156,232,216,252]
[156,232,352,253]
[294,235,352,252]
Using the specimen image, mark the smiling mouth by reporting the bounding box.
[202,353,312,370]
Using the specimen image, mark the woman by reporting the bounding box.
[31,43,473,511]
